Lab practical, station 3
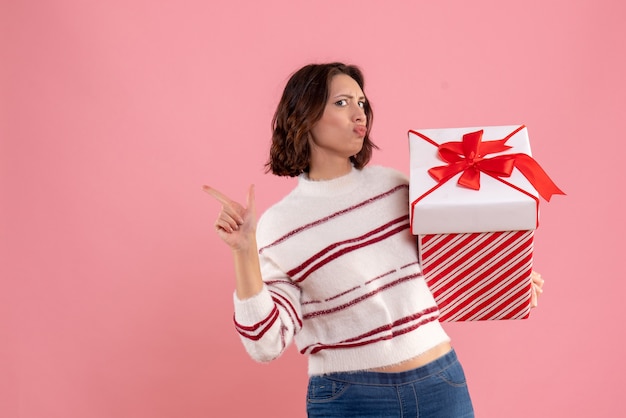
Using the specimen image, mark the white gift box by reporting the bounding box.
[408,125,539,321]
[409,125,539,236]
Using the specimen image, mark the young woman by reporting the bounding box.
[204,62,543,417]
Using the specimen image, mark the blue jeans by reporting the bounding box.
[306,349,474,417]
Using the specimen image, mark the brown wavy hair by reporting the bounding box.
[266,62,377,177]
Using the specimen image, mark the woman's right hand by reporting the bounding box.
[202,184,257,252]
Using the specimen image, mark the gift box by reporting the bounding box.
[408,125,563,321]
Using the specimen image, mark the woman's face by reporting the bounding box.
[309,74,367,164]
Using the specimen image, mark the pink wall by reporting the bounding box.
[2,0,624,416]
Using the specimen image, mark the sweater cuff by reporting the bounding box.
[233,284,274,324]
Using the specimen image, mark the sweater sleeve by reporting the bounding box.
[232,254,303,363]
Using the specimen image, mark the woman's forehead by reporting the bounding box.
[328,74,364,96]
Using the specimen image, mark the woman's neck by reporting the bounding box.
[307,158,353,181]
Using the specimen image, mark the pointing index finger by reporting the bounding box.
[202,185,232,205]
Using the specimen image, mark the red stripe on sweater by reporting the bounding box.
[302,306,440,354]
[302,268,400,306]
[265,279,300,293]
[365,269,398,286]
[302,273,422,319]
[294,221,411,283]
[270,291,303,329]
[259,185,408,253]
[234,306,279,341]
[288,215,408,278]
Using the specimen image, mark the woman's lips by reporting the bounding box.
[354,125,367,137]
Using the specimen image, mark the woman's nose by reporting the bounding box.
[353,105,366,123]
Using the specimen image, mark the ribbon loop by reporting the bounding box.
[427,127,564,201]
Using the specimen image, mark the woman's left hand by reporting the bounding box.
[530,270,544,308]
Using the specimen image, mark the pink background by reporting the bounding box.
[2,1,624,416]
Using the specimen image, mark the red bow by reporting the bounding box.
[428,128,565,201]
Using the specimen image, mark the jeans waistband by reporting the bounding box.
[317,349,460,386]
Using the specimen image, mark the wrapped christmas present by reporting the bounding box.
[408,125,563,321]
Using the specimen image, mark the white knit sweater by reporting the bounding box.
[233,165,450,375]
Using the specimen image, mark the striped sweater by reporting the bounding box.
[233,165,450,375]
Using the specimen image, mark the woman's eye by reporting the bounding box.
[335,99,348,106]
[358,101,366,108]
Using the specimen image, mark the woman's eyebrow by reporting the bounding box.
[332,93,366,100]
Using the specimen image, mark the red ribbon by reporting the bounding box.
[428,127,565,201]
